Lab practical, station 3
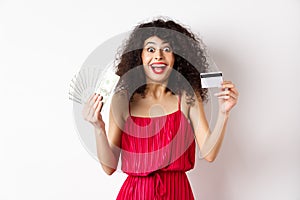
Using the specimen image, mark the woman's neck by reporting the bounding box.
[145,83,170,99]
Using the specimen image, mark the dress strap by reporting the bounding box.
[127,91,131,117]
[122,89,131,117]
[178,93,181,111]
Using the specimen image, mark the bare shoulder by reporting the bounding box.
[112,89,128,99]
[110,90,129,124]
[181,90,205,118]
[180,91,191,119]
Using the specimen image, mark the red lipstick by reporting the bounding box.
[150,62,167,74]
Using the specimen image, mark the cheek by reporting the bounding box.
[141,52,151,64]
[141,53,149,65]
[168,55,175,67]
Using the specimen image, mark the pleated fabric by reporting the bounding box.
[117,98,196,200]
[117,171,194,200]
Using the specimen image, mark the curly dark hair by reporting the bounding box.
[114,18,209,103]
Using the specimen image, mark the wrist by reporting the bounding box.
[219,110,230,118]
[94,127,106,136]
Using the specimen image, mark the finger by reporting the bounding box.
[215,90,238,99]
[221,80,235,88]
[214,90,230,96]
[86,94,101,116]
[89,93,100,106]
[221,80,232,84]
[88,96,102,119]
[83,93,97,111]
[93,95,102,110]
[85,94,98,117]
[82,94,100,121]
[222,83,235,89]
[86,105,95,121]
[83,93,96,108]
[89,100,100,121]
[217,96,230,99]
[87,93,97,103]
[228,92,238,99]
[229,87,239,96]
[95,101,104,118]
[82,98,94,119]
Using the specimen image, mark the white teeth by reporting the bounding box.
[151,64,166,68]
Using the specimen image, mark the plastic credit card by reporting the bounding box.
[200,71,223,88]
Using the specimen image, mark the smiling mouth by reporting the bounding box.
[150,63,167,74]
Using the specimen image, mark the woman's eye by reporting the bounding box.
[163,47,171,52]
[147,47,155,53]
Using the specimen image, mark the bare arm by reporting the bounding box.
[189,80,239,162]
[82,92,127,175]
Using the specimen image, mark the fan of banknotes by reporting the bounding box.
[69,65,120,105]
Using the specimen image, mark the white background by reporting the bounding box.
[1,0,300,199]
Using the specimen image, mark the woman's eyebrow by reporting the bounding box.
[144,41,170,46]
[144,42,156,46]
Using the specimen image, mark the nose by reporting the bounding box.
[154,49,163,60]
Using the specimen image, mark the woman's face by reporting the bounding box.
[141,36,175,84]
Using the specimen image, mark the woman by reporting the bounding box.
[82,18,239,199]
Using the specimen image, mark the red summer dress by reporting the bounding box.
[116,96,196,200]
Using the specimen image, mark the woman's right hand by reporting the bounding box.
[82,93,105,131]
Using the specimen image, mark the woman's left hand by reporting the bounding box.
[214,80,239,114]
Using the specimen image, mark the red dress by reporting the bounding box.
[117,96,196,200]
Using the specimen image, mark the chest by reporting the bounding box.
[129,95,180,118]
